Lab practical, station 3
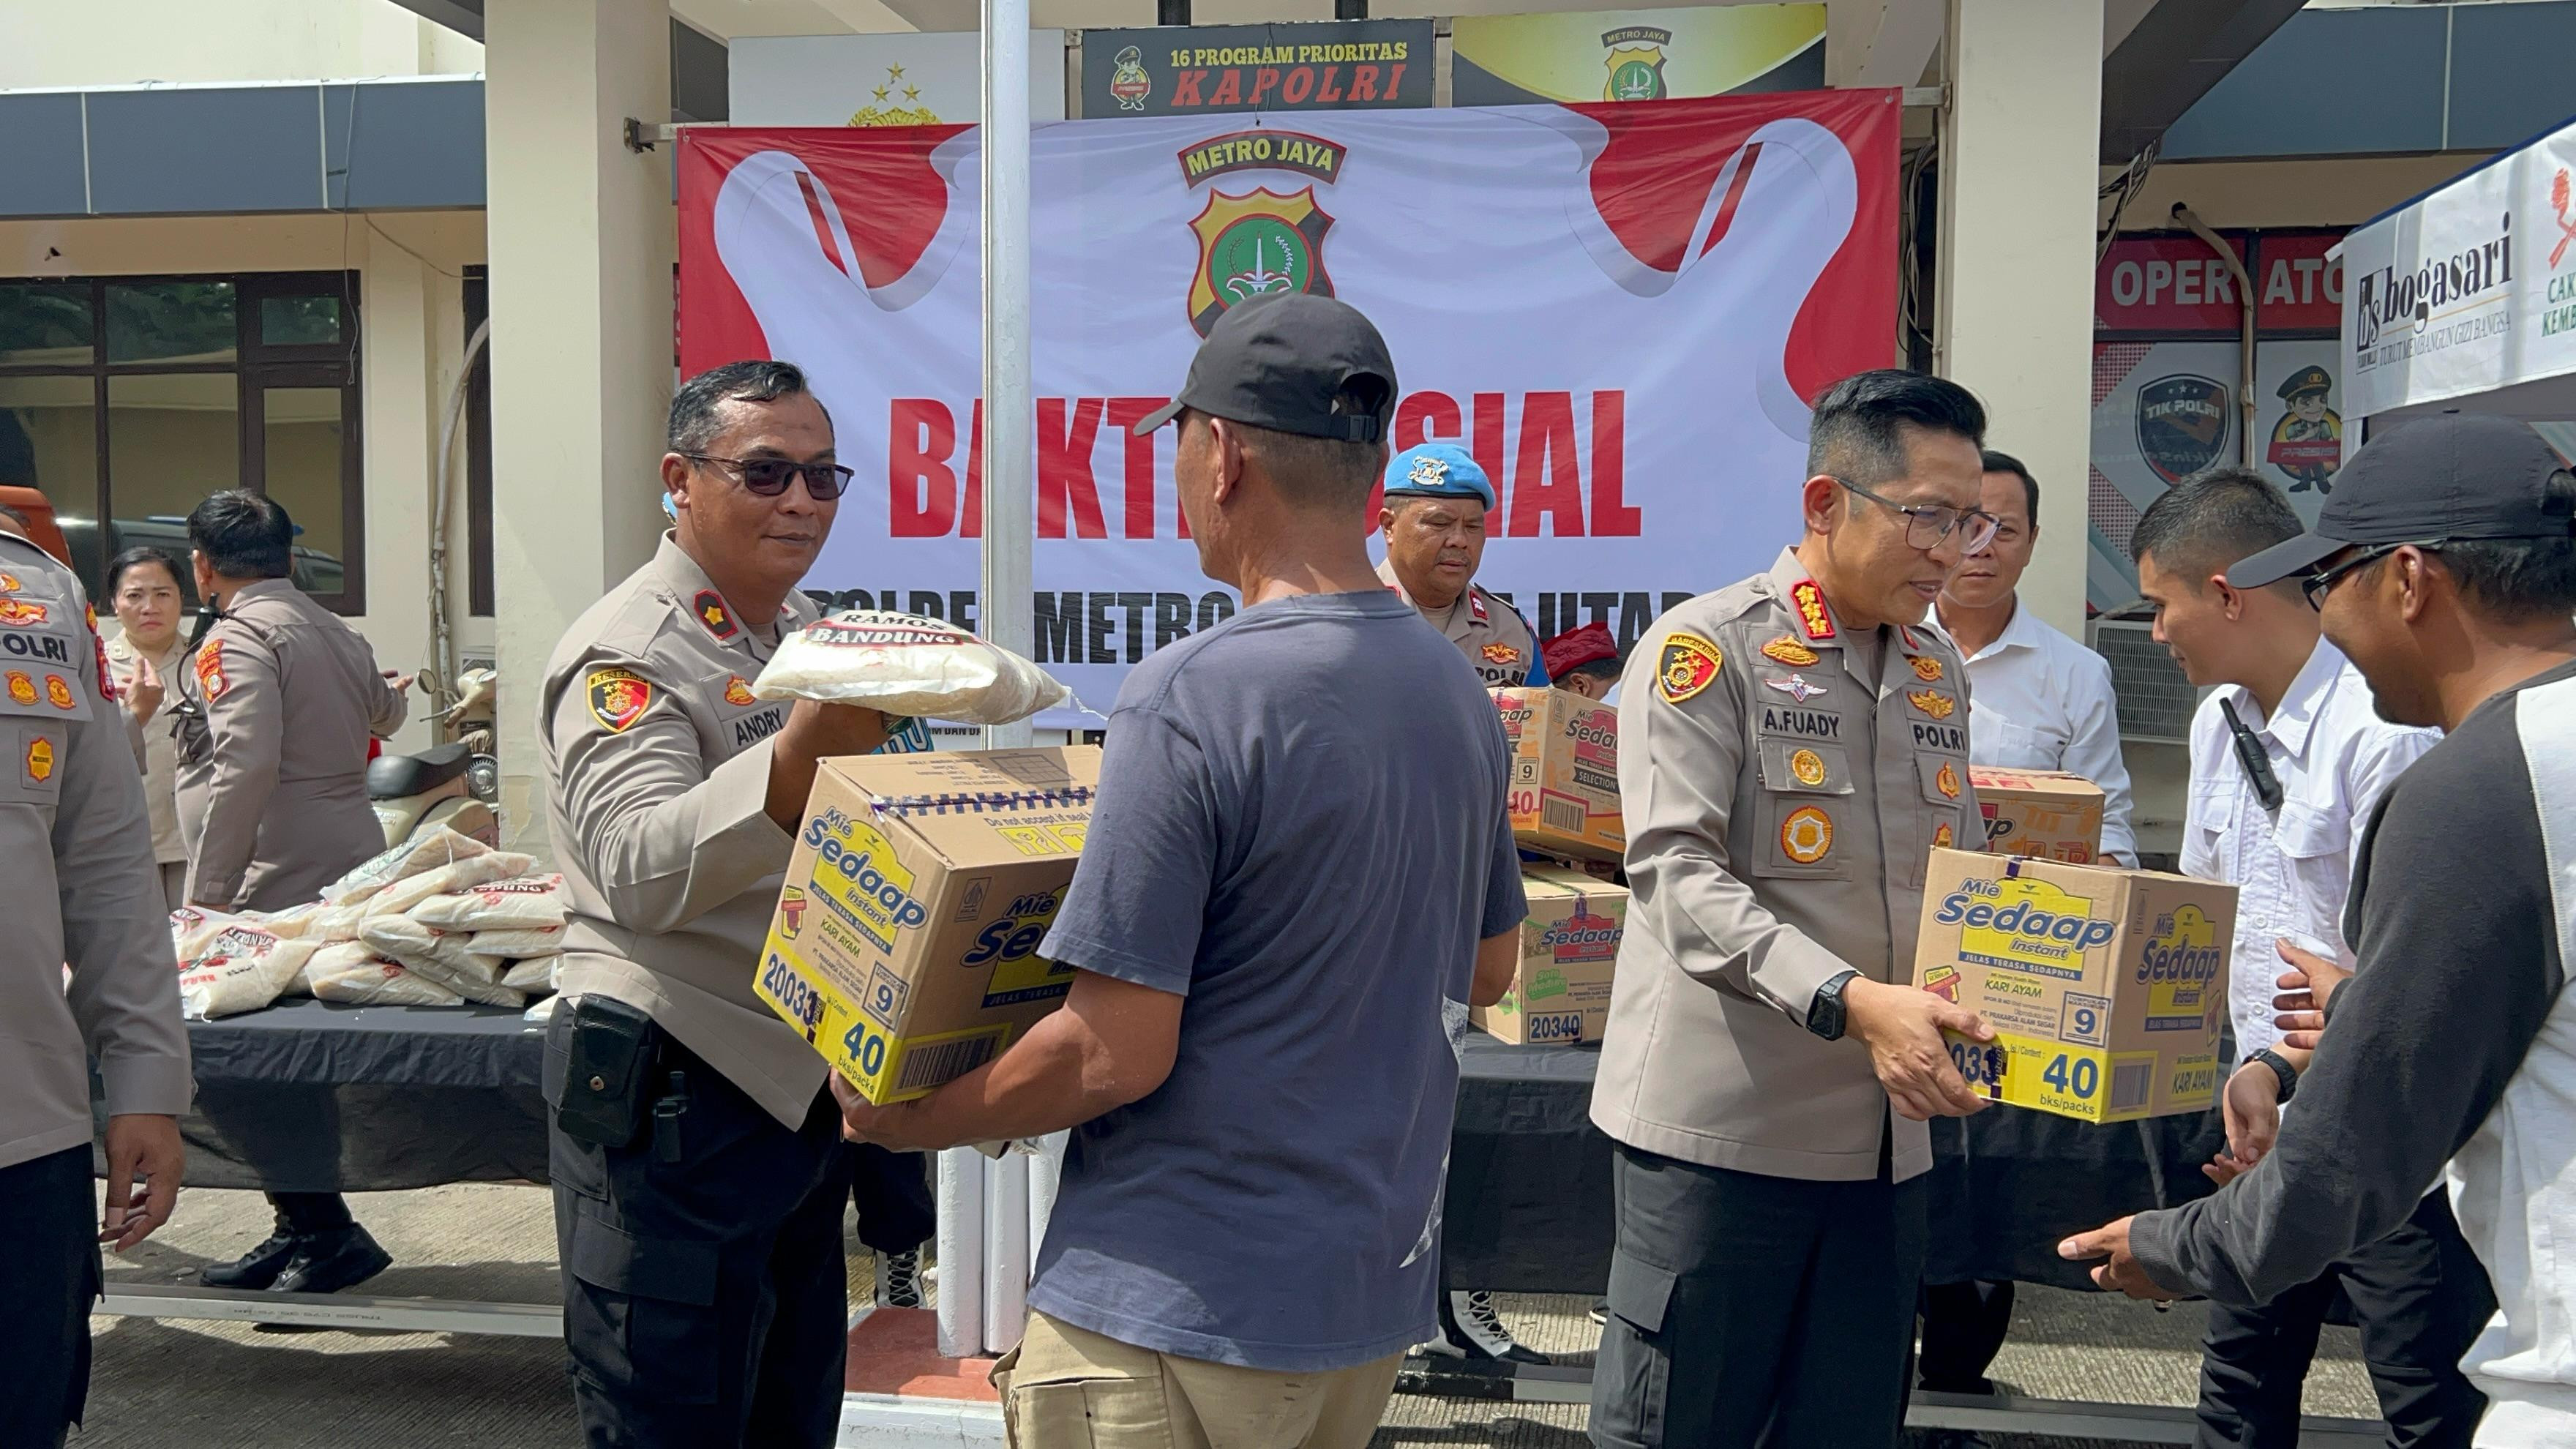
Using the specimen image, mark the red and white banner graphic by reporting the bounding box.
[679,92,1896,719]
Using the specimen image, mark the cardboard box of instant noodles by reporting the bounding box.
[1491,687,1623,864]
[755,746,1098,1105]
[1914,848,2234,1124]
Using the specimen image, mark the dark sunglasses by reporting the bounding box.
[687,453,854,501]
[2301,539,2446,610]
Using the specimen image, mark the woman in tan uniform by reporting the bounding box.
[104,546,190,910]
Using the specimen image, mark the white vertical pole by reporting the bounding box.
[980,0,1036,755]
[935,1148,986,1358]
[983,1152,1032,1354]
[975,0,1037,1360]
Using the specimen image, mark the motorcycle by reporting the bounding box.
[370,667,501,847]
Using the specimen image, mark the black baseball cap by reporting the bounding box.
[2228,412,2576,588]
[1131,293,1396,442]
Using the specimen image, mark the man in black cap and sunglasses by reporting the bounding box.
[537,359,896,1448]
[2068,413,2576,1447]
[2125,465,2482,1449]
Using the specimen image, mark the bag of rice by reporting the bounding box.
[321,826,493,905]
[176,924,321,1020]
[305,944,467,1007]
[501,956,558,993]
[470,926,564,958]
[411,875,566,932]
[359,916,525,1008]
[752,610,1071,724]
[363,851,539,921]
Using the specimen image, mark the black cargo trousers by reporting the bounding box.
[544,1002,853,1449]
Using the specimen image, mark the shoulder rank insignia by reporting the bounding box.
[724,675,758,707]
[1789,579,1835,641]
[1656,631,1722,704]
[693,590,738,640]
[1760,635,1819,667]
[1909,655,1944,683]
[588,667,654,733]
[1907,689,1956,721]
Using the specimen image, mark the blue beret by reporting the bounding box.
[1383,443,1495,511]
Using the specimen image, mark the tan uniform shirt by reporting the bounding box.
[1591,547,1980,1183]
[107,632,188,865]
[542,535,824,1129]
[1377,559,1539,687]
[173,579,407,909]
[0,534,190,1170]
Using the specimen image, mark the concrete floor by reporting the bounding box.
[79,1183,2381,1448]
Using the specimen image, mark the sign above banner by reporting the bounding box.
[1450,4,1824,108]
[2340,114,2576,419]
[678,91,1897,722]
[1078,20,1433,117]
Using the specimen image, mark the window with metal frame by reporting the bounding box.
[0,271,365,613]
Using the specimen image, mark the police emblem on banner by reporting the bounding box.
[1602,26,1671,101]
[2134,375,2231,484]
[1187,187,1336,337]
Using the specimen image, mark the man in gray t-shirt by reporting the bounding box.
[836,293,1524,1449]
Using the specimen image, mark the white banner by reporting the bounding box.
[2340,116,2576,419]
[679,94,1896,720]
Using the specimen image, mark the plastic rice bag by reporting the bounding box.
[176,924,321,1020]
[470,926,564,958]
[321,826,493,905]
[752,610,1071,724]
[360,917,524,1008]
[364,851,539,921]
[302,942,465,1007]
[411,875,566,932]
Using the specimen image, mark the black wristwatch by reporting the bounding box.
[2250,1047,2299,1104]
[1807,970,1860,1041]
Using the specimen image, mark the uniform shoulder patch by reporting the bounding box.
[1760,635,1819,667]
[1655,631,1723,704]
[588,667,654,733]
[195,637,230,702]
[693,590,738,641]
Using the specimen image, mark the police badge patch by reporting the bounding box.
[724,675,758,707]
[588,667,654,733]
[2135,375,2232,484]
[1655,631,1722,704]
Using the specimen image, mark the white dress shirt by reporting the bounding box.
[1942,599,2140,866]
[2180,637,2438,1058]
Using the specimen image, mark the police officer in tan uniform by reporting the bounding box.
[1377,443,1545,688]
[173,490,409,1298]
[541,360,894,1448]
[0,528,190,1444]
[1588,371,1999,1448]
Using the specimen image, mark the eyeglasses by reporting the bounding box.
[2301,539,2446,610]
[686,454,855,501]
[1832,476,2001,554]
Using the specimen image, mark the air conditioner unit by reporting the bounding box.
[2089,619,2195,745]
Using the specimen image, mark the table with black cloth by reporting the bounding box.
[1440,1033,2229,1297]
[94,999,550,1191]
[111,1004,2228,1300]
